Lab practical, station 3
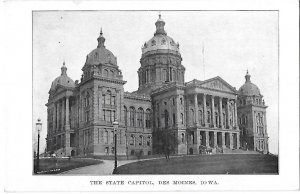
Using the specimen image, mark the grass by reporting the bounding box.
[34,157,102,175]
[115,154,278,174]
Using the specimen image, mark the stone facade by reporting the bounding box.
[46,15,269,157]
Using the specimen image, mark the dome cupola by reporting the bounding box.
[238,70,261,96]
[50,61,75,92]
[85,29,117,66]
[141,14,180,56]
[154,14,167,36]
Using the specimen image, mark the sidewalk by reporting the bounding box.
[60,155,184,175]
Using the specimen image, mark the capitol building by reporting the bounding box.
[46,14,269,157]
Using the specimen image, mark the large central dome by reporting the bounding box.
[141,14,180,55]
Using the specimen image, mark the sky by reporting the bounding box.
[33,11,278,154]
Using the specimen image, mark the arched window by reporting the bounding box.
[130,135,134,145]
[129,107,135,127]
[223,113,226,126]
[137,108,144,127]
[164,110,169,128]
[104,69,108,77]
[145,109,151,128]
[110,70,114,77]
[181,113,184,124]
[124,106,127,126]
[207,111,211,123]
[139,135,143,146]
[181,133,185,143]
[147,136,151,146]
[215,112,218,126]
[151,40,156,46]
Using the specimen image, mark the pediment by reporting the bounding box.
[199,77,237,93]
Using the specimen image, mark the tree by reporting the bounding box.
[153,130,179,157]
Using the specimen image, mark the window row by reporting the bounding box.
[128,135,151,147]
[124,107,151,128]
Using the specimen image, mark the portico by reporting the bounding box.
[185,77,240,154]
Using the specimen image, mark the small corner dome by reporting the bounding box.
[50,62,75,92]
[85,29,117,66]
[238,71,261,96]
[142,14,180,55]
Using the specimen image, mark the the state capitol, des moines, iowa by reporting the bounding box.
[45,14,269,158]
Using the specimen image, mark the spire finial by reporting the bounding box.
[61,61,67,75]
[154,12,166,36]
[97,27,105,48]
[245,70,251,82]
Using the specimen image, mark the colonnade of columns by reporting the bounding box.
[191,130,240,149]
[52,96,71,148]
[191,93,238,129]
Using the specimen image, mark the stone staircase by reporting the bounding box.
[222,148,259,154]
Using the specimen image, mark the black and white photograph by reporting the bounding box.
[32,10,279,175]
[3,0,299,192]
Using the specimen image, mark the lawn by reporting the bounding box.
[115,154,278,174]
[34,157,102,175]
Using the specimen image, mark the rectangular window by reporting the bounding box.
[110,131,114,144]
[111,96,115,106]
[111,110,116,122]
[106,110,111,122]
[103,109,105,121]
[104,130,108,144]
[102,95,105,104]
[98,128,100,144]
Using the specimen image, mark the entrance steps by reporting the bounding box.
[222,148,259,154]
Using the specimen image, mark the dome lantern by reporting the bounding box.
[61,61,67,75]
[97,28,105,48]
[245,70,251,83]
[154,14,167,36]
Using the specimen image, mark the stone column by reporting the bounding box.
[219,97,223,128]
[203,94,207,127]
[237,133,240,149]
[57,101,60,131]
[222,132,226,148]
[205,131,209,147]
[194,94,199,125]
[185,95,189,127]
[263,112,268,135]
[214,131,217,148]
[62,98,65,129]
[65,97,70,150]
[229,133,233,149]
[53,102,56,132]
[211,96,215,127]
[226,98,230,129]
[234,99,238,129]
[66,97,70,127]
